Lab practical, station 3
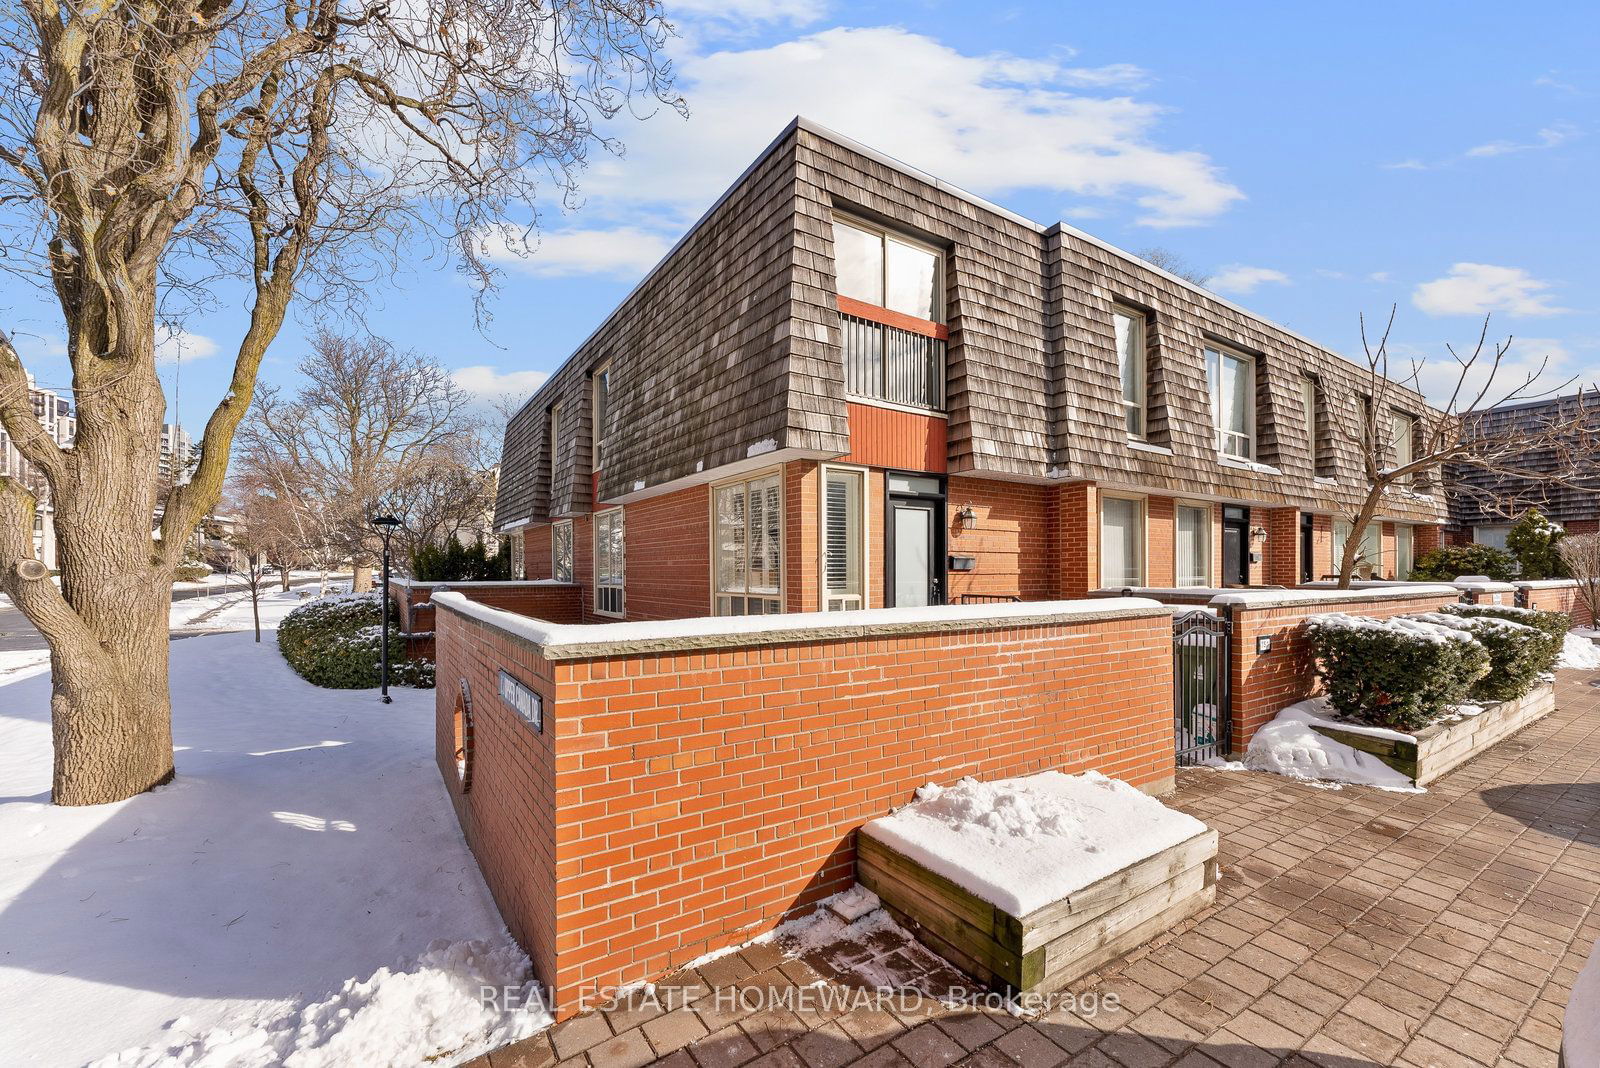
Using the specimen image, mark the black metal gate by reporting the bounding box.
[1173,608,1231,765]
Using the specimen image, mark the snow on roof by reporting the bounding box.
[861,770,1208,917]
[429,594,1173,658]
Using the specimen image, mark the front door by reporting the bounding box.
[890,500,940,606]
[1300,513,1315,584]
[1222,506,1249,586]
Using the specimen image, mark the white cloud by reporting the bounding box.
[1368,271,1392,284]
[481,225,675,279]
[155,327,220,364]
[1208,265,1289,296]
[451,365,551,401]
[1464,123,1579,158]
[1411,263,1569,318]
[584,27,1242,231]
[669,0,828,31]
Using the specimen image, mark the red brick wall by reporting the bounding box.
[1146,495,1176,587]
[391,581,585,659]
[618,482,711,620]
[434,601,1176,1016]
[434,608,561,995]
[1264,508,1299,586]
[1521,583,1594,628]
[525,525,553,581]
[785,462,820,613]
[1227,590,1463,751]
[946,476,1054,601]
[1056,482,1098,596]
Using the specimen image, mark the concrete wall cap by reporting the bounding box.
[1210,585,1459,610]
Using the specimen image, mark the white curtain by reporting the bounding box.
[1100,498,1144,587]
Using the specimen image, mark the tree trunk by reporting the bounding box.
[49,624,175,805]
[351,561,373,592]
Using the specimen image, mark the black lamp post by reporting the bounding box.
[370,514,402,704]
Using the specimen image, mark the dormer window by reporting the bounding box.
[1113,307,1148,439]
[1205,346,1256,460]
[831,216,943,322]
[591,361,611,472]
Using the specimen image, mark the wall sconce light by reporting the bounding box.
[1250,526,1268,541]
[954,504,977,536]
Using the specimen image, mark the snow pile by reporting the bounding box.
[92,937,547,1068]
[0,599,540,1066]
[1561,632,1600,670]
[862,771,1207,915]
[1565,935,1600,1068]
[1244,699,1421,791]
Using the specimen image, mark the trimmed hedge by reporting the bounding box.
[1443,603,1567,672]
[1409,612,1550,703]
[1305,613,1490,731]
[1409,543,1516,582]
[277,592,435,690]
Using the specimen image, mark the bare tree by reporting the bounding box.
[1133,247,1210,286]
[0,2,680,804]
[1558,534,1600,628]
[1331,310,1600,588]
[385,445,501,569]
[220,498,275,642]
[238,331,478,592]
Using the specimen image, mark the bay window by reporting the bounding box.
[1100,496,1146,588]
[594,509,624,616]
[1114,308,1147,439]
[822,468,865,611]
[552,519,573,583]
[1176,504,1211,587]
[714,472,783,615]
[1205,347,1255,460]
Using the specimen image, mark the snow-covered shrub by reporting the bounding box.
[1409,612,1550,702]
[278,592,435,690]
[1506,509,1567,580]
[1304,613,1489,731]
[1443,602,1568,671]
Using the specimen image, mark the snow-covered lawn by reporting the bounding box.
[0,588,547,1067]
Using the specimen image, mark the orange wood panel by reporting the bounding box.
[841,401,947,473]
[836,295,949,340]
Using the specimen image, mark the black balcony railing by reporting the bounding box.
[841,313,946,411]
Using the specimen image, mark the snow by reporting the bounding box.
[1210,584,1457,606]
[861,770,1208,916]
[746,438,778,457]
[1566,935,1600,1068]
[1515,579,1580,589]
[0,587,548,1066]
[1561,632,1600,670]
[431,592,1171,654]
[1243,699,1423,791]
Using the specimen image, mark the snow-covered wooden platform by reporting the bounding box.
[855,772,1219,995]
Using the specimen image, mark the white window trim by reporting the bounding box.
[591,361,611,473]
[1098,492,1148,589]
[593,508,624,618]
[708,466,786,616]
[831,212,945,323]
[1391,410,1417,483]
[1174,499,1213,588]
[1206,344,1257,462]
[1113,306,1148,441]
[818,464,870,612]
[552,519,574,584]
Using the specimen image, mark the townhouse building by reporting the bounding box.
[493,119,1445,620]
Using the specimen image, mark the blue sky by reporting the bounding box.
[4,0,1596,431]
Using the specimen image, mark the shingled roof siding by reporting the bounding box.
[494,132,823,528]
[791,130,1052,478]
[1448,395,1600,528]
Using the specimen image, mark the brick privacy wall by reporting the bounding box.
[946,476,1054,601]
[434,607,561,996]
[1227,590,1463,752]
[391,582,585,660]
[434,604,1176,1017]
[1521,583,1595,628]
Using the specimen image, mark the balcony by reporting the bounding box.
[841,312,946,411]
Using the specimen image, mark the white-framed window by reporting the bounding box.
[1392,410,1416,482]
[822,467,865,611]
[552,519,574,583]
[713,471,783,616]
[1301,375,1321,473]
[1205,346,1255,460]
[591,362,611,472]
[1474,524,1512,551]
[1395,524,1414,579]
[594,509,624,617]
[1113,307,1147,439]
[1334,518,1383,578]
[509,532,524,579]
[1099,495,1146,588]
[831,215,943,322]
[1175,503,1211,587]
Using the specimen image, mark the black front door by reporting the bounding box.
[1222,506,1250,586]
[886,472,946,607]
[1300,513,1315,584]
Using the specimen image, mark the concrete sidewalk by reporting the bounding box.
[479,669,1600,1067]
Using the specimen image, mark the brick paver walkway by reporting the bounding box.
[476,669,1600,1067]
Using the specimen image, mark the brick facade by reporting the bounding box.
[1518,581,1595,628]
[433,597,1176,1017]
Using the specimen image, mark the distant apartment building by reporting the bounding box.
[0,373,76,567]
[493,119,1446,620]
[1446,393,1600,547]
[160,423,195,487]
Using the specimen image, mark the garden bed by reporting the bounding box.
[1308,682,1554,786]
[855,772,1218,996]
